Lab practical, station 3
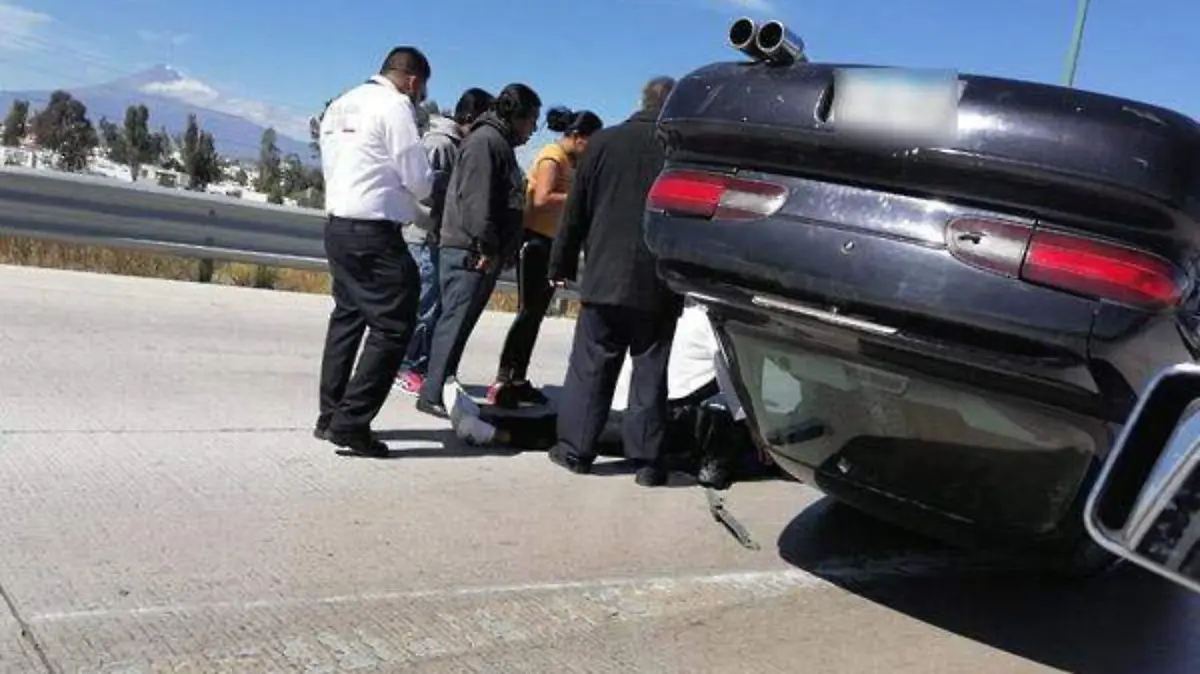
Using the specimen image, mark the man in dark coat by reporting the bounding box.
[545,76,681,487]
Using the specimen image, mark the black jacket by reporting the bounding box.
[549,110,681,315]
[439,112,526,257]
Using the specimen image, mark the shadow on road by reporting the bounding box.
[357,428,692,485]
[777,498,1200,674]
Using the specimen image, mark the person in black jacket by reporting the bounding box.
[416,83,542,418]
[545,76,681,487]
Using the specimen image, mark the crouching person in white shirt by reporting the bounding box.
[607,300,764,489]
[315,46,435,457]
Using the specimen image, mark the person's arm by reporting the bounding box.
[382,97,433,203]
[423,136,456,228]
[454,137,500,257]
[548,148,595,282]
[529,158,568,213]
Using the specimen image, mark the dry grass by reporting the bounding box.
[0,235,202,282]
[0,235,582,316]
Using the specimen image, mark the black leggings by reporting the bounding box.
[496,231,556,382]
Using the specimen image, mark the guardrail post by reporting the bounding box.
[198,236,215,283]
[549,296,569,317]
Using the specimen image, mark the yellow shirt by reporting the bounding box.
[523,142,573,238]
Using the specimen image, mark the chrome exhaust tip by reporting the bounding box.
[728,17,767,61]
[755,20,807,66]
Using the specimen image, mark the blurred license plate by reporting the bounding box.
[831,67,960,145]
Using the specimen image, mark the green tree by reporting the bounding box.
[279,153,308,195]
[98,116,126,162]
[2,99,30,147]
[122,104,155,181]
[256,127,281,196]
[149,130,169,167]
[31,91,98,172]
[30,91,70,146]
[151,125,173,168]
[179,114,221,190]
[302,100,331,208]
[189,131,221,190]
[308,99,331,161]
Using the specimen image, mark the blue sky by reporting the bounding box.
[1,0,1197,160]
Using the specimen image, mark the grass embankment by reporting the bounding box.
[0,236,581,317]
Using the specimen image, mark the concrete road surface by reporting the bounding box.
[2,263,1199,674]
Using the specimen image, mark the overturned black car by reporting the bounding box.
[644,18,1200,575]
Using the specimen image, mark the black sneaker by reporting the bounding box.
[314,417,331,441]
[486,381,520,409]
[416,399,449,419]
[509,381,550,406]
[635,463,669,487]
[327,430,390,458]
[696,457,733,491]
[548,445,593,475]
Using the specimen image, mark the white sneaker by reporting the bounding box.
[444,378,497,446]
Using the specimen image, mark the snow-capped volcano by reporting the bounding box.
[0,65,315,163]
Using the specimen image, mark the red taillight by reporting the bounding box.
[1021,230,1184,309]
[647,169,787,221]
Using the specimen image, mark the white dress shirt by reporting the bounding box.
[610,302,746,421]
[320,75,433,223]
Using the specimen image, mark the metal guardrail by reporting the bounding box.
[0,165,580,299]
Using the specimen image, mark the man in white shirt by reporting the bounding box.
[315,46,435,457]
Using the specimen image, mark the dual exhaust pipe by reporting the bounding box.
[728,17,807,66]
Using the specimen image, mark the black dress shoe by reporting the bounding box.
[548,445,593,475]
[696,458,733,491]
[327,430,390,458]
[635,463,669,487]
[416,399,448,419]
[314,414,332,440]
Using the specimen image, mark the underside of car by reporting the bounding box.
[644,19,1200,573]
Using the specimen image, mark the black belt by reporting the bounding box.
[327,215,410,232]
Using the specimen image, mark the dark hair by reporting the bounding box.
[453,88,494,126]
[492,83,542,123]
[546,107,604,137]
[640,76,676,114]
[380,46,431,80]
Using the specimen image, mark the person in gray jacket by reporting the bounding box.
[396,88,494,396]
[416,83,542,418]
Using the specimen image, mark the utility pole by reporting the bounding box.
[1062,0,1091,87]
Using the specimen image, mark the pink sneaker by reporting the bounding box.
[395,371,424,397]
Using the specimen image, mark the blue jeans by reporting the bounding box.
[401,242,441,375]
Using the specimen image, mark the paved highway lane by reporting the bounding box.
[1,264,1198,673]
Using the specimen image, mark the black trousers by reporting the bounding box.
[556,303,679,463]
[496,232,556,382]
[318,216,420,434]
[418,247,500,406]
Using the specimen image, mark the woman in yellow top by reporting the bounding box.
[489,106,603,408]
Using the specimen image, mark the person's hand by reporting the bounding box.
[474,255,492,272]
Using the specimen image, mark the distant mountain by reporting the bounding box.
[0,65,314,164]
